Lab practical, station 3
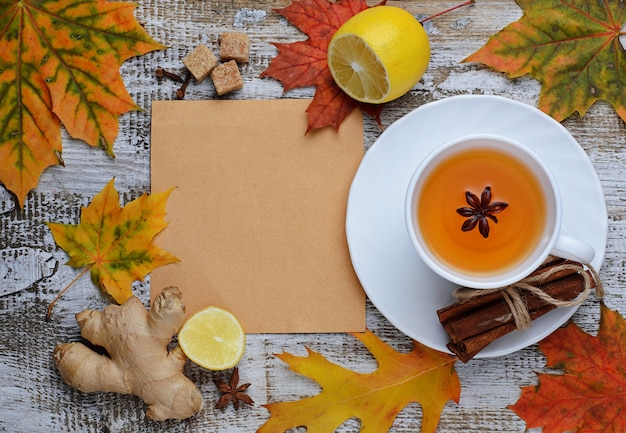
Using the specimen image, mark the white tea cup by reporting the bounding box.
[405,134,595,289]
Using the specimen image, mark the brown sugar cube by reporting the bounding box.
[219,32,250,63]
[210,60,244,96]
[182,44,218,82]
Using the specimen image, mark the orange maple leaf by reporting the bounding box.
[464,0,626,124]
[46,178,179,305]
[260,0,385,133]
[509,303,626,433]
[0,0,165,207]
[258,329,460,433]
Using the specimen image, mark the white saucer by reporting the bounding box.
[346,95,607,358]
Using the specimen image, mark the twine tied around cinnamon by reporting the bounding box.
[452,260,605,330]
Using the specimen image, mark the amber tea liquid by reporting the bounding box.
[417,146,548,276]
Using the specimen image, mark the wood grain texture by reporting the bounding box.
[1,1,624,432]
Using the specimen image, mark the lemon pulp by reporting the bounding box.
[178,306,246,370]
[329,35,388,102]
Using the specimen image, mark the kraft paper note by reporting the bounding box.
[150,99,366,333]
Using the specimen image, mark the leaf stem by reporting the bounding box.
[46,267,90,321]
[420,0,476,24]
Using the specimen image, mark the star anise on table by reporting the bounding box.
[214,367,254,411]
[456,186,508,238]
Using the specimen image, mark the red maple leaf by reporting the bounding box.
[260,0,385,133]
[509,303,626,432]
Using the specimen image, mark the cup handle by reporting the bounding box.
[551,234,595,264]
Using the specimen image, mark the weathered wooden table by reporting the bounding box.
[1,1,624,432]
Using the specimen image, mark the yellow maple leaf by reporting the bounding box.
[0,0,166,207]
[258,329,460,433]
[46,178,179,304]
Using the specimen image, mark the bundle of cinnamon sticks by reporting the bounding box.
[437,257,597,362]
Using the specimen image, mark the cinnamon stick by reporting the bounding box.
[437,257,575,325]
[437,259,596,362]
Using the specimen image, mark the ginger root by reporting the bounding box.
[53,286,203,421]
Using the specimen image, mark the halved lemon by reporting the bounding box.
[178,306,246,370]
[328,6,430,104]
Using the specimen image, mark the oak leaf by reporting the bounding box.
[260,0,384,133]
[46,178,179,304]
[464,0,626,124]
[258,329,460,433]
[0,0,165,207]
[509,303,626,433]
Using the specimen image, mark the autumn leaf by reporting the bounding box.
[509,303,626,433]
[464,0,626,124]
[258,329,460,433]
[0,0,165,207]
[46,178,179,305]
[260,0,385,133]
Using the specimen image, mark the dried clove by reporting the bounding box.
[176,71,192,100]
[155,66,184,83]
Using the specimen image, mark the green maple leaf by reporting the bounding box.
[464,0,626,123]
[0,0,165,207]
[46,178,179,305]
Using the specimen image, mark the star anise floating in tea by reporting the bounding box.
[456,186,508,238]
[214,367,254,411]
